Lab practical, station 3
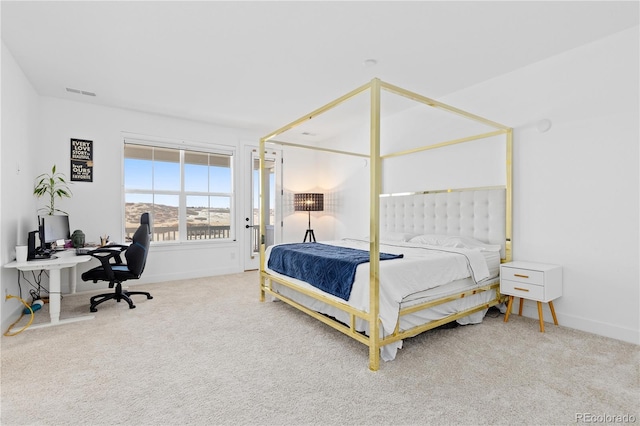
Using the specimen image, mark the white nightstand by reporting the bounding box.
[500,261,562,332]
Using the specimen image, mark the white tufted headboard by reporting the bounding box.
[380,187,507,259]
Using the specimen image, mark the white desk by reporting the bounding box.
[4,250,94,329]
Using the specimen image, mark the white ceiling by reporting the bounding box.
[2,1,638,134]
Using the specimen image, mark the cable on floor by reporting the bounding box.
[3,295,35,336]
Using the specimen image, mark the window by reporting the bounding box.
[124,140,234,243]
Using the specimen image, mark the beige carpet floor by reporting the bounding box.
[1,271,638,425]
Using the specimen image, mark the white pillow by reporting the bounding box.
[441,236,502,252]
[371,232,419,242]
[407,234,451,245]
[409,234,501,252]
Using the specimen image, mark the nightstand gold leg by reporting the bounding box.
[504,296,514,322]
[518,298,524,316]
[549,301,559,326]
[537,301,545,332]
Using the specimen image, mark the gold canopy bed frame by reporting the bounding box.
[259,78,513,371]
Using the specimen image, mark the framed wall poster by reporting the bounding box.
[70,138,93,182]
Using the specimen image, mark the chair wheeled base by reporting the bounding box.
[90,282,153,312]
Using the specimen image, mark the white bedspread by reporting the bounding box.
[265,238,491,336]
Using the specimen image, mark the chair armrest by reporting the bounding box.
[89,245,128,262]
[87,246,128,280]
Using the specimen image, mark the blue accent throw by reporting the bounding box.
[268,243,403,301]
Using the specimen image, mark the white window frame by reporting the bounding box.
[123,134,235,245]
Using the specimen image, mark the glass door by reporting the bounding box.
[244,148,280,270]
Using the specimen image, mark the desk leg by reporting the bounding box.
[48,268,62,324]
[25,266,94,330]
[69,265,77,294]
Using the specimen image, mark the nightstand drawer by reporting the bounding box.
[500,279,545,300]
[501,267,544,286]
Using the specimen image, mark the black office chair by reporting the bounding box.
[82,213,153,312]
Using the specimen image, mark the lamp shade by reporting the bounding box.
[294,193,324,212]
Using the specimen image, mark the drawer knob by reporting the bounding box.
[514,287,530,292]
[514,274,529,278]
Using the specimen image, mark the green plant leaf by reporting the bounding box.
[33,164,72,212]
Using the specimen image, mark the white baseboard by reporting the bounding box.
[137,266,242,284]
[518,304,639,345]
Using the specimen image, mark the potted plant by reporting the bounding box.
[33,164,72,215]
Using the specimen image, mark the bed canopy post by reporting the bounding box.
[368,78,382,371]
[259,137,267,302]
[506,129,513,262]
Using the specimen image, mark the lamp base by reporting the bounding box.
[303,229,316,242]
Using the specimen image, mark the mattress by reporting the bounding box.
[401,249,500,304]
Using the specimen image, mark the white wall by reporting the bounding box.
[442,27,639,344]
[318,151,369,240]
[317,27,639,344]
[1,42,41,327]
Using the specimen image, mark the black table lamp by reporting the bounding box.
[294,193,324,242]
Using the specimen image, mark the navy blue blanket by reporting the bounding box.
[267,242,403,301]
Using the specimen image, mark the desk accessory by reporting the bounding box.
[72,229,85,248]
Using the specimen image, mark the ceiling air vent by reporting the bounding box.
[66,87,96,97]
